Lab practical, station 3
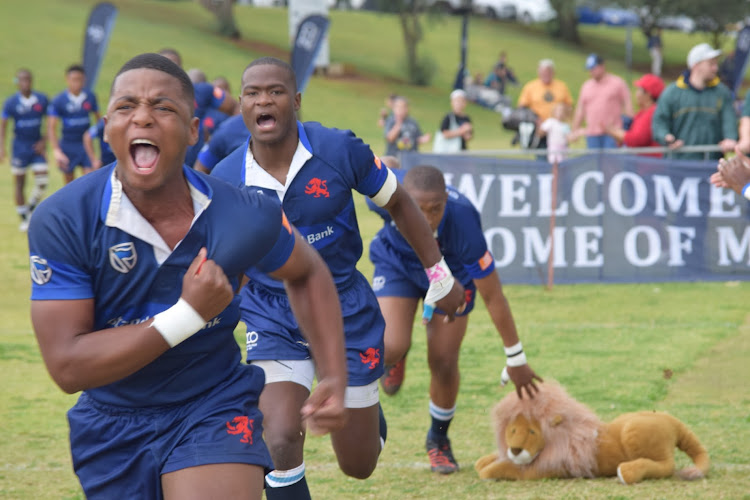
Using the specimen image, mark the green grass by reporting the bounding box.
[1,1,749,498]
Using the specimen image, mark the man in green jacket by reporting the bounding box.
[652,43,737,160]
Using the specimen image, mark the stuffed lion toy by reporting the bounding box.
[475,380,709,484]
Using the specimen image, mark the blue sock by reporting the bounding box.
[428,400,455,440]
[265,464,311,500]
[379,403,388,449]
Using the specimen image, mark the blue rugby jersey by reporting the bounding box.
[88,118,115,165]
[367,169,496,284]
[193,82,225,121]
[2,91,48,143]
[186,83,228,167]
[28,164,295,407]
[197,114,250,171]
[213,121,391,292]
[48,90,98,143]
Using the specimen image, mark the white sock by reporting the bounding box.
[265,462,306,489]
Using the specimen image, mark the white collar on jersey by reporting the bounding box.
[18,93,38,108]
[66,91,88,109]
[104,169,211,265]
[243,123,313,201]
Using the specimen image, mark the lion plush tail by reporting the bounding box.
[674,417,709,480]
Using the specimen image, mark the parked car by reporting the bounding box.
[474,0,555,24]
[599,7,639,26]
[658,15,696,33]
[513,0,556,24]
[472,0,516,20]
[576,5,639,27]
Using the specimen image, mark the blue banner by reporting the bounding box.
[401,152,750,285]
[731,25,750,98]
[82,2,118,91]
[290,14,330,95]
[452,12,469,91]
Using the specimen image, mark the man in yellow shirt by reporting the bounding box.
[517,59,574,151]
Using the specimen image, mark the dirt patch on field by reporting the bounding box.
[664,312,750,406]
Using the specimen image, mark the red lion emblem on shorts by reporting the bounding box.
[304,178,330,198]
[359,347,380,369]
[226,416,254,444]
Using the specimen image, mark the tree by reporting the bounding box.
[377,0,441,86]
[199,0,241,39]
[548,0,580,43]
[676,0,746,48]
[626,0,745,47]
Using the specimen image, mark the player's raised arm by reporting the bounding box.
[31,248,233,393]
[268,228,348,435]
[372,165,465,322]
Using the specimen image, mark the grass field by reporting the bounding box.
[1,1,749,499]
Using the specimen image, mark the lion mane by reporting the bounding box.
[491,380,602,478]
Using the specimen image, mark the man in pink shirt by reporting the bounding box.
[571,54,633,149]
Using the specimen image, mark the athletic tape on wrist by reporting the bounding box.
[504,341,527,367]
[500,366,510,386]
[742,182,750,201]
[150,298,206,347]
[424,257,455,306]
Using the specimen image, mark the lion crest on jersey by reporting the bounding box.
[226,416,255,444]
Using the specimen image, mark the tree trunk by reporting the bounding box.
[199,0,241,39]
[549,0,580,43]
[398,7,422,84]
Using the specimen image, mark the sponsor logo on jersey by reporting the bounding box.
[478,250,494,271]
[83,101,92,111]
[16,118,41,128]
[226,416,254,444]
[107,315,151,328]
[359,347,381,369]
[306,226,334,245]
[107,314,219,329]
[372,275,385,291]
[30,256,52,285]
[109,242,137,273]
[87,24,105,43]
[374,155,382,170]
[246,330,259,351]
[304,177,330,198]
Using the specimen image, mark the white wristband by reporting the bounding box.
[504,341,528,367]
[151,298,207,347]
[424,257,455,306]
[742,182,750,201]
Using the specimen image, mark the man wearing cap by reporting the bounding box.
[605,73,665,157]
[436,89,473,151]
[517,59,574,152]
[572,53,632,149]
[652,43,737,160]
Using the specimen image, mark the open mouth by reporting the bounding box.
[129,139,160,173]
[256,113,276,130]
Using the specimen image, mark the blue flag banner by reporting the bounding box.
[731,25,750,97]
[401,152,750,285]
[452,13,469,90]
[290,14,330,95]
[82,2,118,90]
